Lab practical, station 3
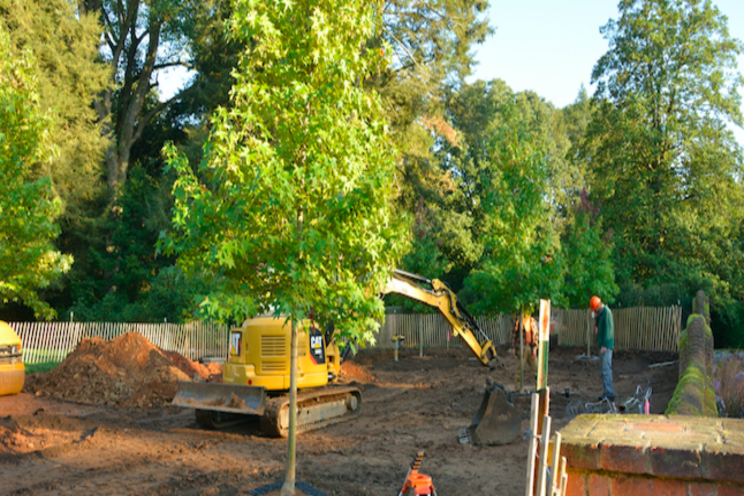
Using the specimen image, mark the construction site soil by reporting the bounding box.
[0,337,679,496]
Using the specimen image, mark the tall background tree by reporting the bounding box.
[580,0,744,342]
[162,0,409,492]
[0,27,72,319]
[458,85,567,315]
[372,0,493,288]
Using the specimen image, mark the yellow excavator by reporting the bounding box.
[173,269,519,443]
[0,321,25,396]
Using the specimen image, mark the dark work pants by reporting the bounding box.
[600,348,614,401]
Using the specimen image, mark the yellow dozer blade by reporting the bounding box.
[462,378,522,445]
[0,321,24,397]
[172,381,267,415]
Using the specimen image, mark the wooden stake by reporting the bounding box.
[558,457,568,496]
[536,414,552,496]
[550,431,562,495]
[525,393,539,496]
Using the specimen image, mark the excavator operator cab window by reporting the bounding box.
[229,330,242,357]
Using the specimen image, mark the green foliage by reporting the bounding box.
[0,27,72,320]
[460,86,565,315]
[441,80,584,298]
[163,0,409,343]
[561,188,618,308]
[0,0,110,218]
[369,0,492,285]
[387,198,450,313]
[65,166,209,323]
[582,0,744,314]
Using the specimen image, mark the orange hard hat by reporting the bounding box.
[590,296,601,311]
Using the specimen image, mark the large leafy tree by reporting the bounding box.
[163,0,408,492]
[582,0,744,310]
[367,0,492,286]
[460,86,566,315]
[80,0,211,194]
[442,80,578,306]
[0,27,72,319]
[561,188,619,308]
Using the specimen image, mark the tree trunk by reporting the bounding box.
[281,315,299,495]
[88,0,165,196]
[282,209,303,496]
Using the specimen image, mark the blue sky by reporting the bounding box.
[468,0,744,145]
[159,1,744,144]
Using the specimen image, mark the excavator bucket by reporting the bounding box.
[463,378,522,446]
[172,382,267,415]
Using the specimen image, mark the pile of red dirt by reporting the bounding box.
[159,349,222,382]
[339,360,376,382]
[26,332,221,409]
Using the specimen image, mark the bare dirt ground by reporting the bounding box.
[0,344,678,496]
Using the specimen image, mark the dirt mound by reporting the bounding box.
[339,360,376,382]
[28,332,193,408]
[160,349,222,382]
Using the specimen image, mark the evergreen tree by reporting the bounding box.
[0,27,72,319]
[0,0,110,236]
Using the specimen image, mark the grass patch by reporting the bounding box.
[24,361,60,374]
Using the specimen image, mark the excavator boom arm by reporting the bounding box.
[383,270,498,366]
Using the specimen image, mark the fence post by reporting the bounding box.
[419,315,423,357]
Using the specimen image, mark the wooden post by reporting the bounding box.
[536,414,552,496]
[550,431,562,495]
[419,314,423,357]
[536,386,550,446]
[558,457,568,496]
[519,307,525,392]
[537,300,550,391]
[525,393,539,496]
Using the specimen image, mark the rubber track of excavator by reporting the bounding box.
[259,385,362,438]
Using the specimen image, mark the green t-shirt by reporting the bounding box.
[596,306,614,350]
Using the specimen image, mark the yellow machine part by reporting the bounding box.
[0,321,25,396]
[222,317,340,391]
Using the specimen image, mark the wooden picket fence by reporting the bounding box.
[374,306,683,353]
[9,305,682,365]
[553,306,682,352]
[374,313,514,349]
[10,321,229,365]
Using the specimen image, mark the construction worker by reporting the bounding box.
[511,313,538,392]
[590,296,615,402]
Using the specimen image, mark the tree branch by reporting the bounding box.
[153,61,195,71]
